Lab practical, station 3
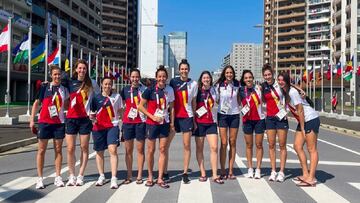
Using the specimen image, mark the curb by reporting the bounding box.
[320,124,360,137]
[0,137,37,153]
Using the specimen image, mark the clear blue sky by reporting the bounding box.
[159,0,264,79]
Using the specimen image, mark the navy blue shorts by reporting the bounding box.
[65,117,92,135]
[92,126,120,151]
[146,123,170,140]
[38,123,65,139]
[296,117,320,134]
[265,116,289,130]
[174,117,194,133]
[217,113,240,128]
[243,119,266,135]
[122,123,146,141]
[193,123,218,137]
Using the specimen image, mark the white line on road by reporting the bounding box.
[0,177,38,202]
[35,181,95,203]
[177,179,213,203]
[289,129,360,156]
[106,181,149,203]
[233,146,283,203]
[292,180,350,203]
[348,182,360,191]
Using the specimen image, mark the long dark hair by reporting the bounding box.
[240,69,254,87]
[179,59,190,71]
[278,72,291,105]
[215,65,236,86]
[72,59,93,93]
[198,71,213,90]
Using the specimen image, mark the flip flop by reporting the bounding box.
[220,174,227,180]
[145,180,154,187]
[228,174,237,180]
[199,176,208,182]
[292,176,304,182]
[296,180,316,187]
[136,179,143,184]
[122,179,132,185]
[213,177,224,185]
[157,181,170,189]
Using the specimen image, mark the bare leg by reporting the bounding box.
[125,139,134,180]
[65,134,76,176]
[219,127,228,175]
[183,131,192,174]
[228,128,239,175]
[136,140,145,180]
[146,139,156,182]
[37,139,49,177]
[157,137,168,183]
[255,134,264,169]
[267,130,277,172]
[277,129,288,173]
[195,137,206,177]
[206,134,219,179]
[78,134,90,176]
[53,139,63,176]
[108,144,118,177]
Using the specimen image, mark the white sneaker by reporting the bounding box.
[110,177,118,189]
[276,171,285,182]
[96,175,106,186]
[54,176,65,187]
[35,177,45,189]
[268,171,277,181]
[254,168,261,179]
[66,175,76,186]
[76,175,84,186]
[245,168,254,178]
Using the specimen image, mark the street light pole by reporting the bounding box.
[275,0,279,77]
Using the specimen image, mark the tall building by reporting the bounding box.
[263,0,306,74]
[306,0,331,69]
[226,43,263,80]
[102,0,138,68]
[222,53,230,67]
[168,31,187,77]
[157,34,165,67]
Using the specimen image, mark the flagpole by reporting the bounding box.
[306,67,309,95]
[70,43,73,77]
[80,47,83,59]
[102,57,105,78]
[45,33,48,81]
[58,39,61,69]
[112,62,115,91]
[95,54,99,83]
[330,63,333,114]
[313,60,316,109]
[353,48,357,117]
[117,64,120,91]
[26,26,32,116]
[5,17,12,117]
[321,57,324,112]
[107,59,110,77]
[341,53,344,116]
[88,52,91,77]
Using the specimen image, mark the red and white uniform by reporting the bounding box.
[38,83,69,124]
[261,81,285,117]
[120,85,146,124]
[170,77,198,118]
[142,84,175,125]
[90,93,122,131]
[195,87,217,124]
[239,85,265,123]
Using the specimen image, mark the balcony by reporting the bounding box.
[333,24,341,32]
[278,39,305,45]
[309,26,330,33]
[333,37,341,44]
[308,0,331,6]
[278,21,305,28]
[307,17,330,25]
[278,12,305,20]
[278,48,305,54]
[307,37,330,43]
[278,56,305,63]
[277,30,305,37]
[308,46,330,52]
[278,3,306,11]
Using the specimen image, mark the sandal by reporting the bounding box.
[220,174,227,180]
[228,174,237,180]
[136,179,143,184]
[145,180,154,187]
[157,181,170,189]
[296,180,316,187]
[292,176,304,182]
[213,177,224,184]
[122,179,132,185]
[199,176,208,182]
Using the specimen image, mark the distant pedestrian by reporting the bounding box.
[90,77,122,189]
[138,67,175,189]
[193,71,223,184]
[239,70,265,179]
[215,65,241,180]
[331,93,338,113]
[30,65,69,189]
[278,72,320,187]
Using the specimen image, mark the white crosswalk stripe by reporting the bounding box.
[106,181,149,203]
[178,179,213,203]
[0,177,38,202]
[348,182,360,190]
[35,181,95,203]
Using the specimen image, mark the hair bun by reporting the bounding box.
[181,59,188,63]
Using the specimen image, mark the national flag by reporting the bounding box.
[357,65,360,76]
[65,58,70,72]
[13,35,29,63]
[48,46,60,65]
[344,57,353,81]
[326,64,331,80]
[31,41,45,66]
[0,25,9,52]
[336,62,342,78]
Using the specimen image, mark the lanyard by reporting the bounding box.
[224,81,234,99]
[244,87,252,106]
[202,88,211,109]
[270,84,284,107]
[155,84,165,110]
[178,82,187,91]
[96,96,110,115]
[130,86,141,104]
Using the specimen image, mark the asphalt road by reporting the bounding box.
[0,120,359,203]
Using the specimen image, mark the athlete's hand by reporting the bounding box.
[193,122,198,132]
[29,120,34,131]
[301,128,306,138]
[152,115,164,123]
[170,122,175,131]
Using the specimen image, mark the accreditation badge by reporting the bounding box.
[196,106,207,118]
[128,107,138,119]
[276,108,288,121]
[241,104,250,116]
[48,105,58,118]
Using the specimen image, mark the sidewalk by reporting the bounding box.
[0,106,359,152]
